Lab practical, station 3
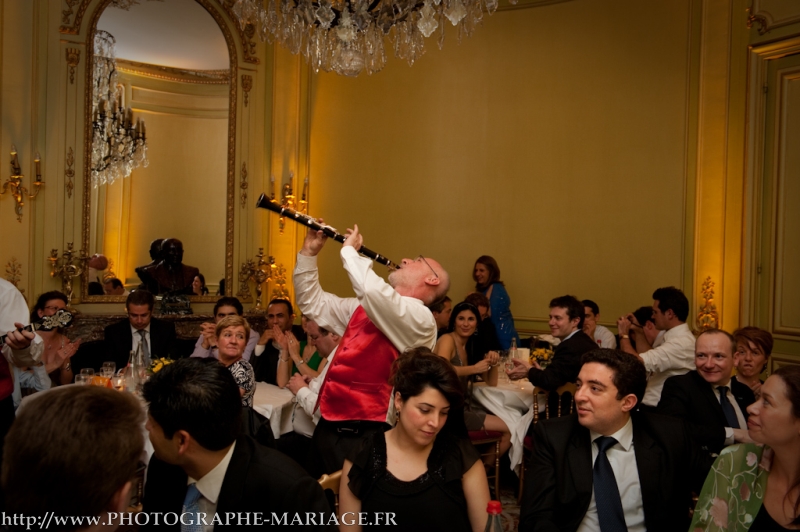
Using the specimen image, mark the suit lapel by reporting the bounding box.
[692,371,728,426]
[567,422,593,499]
[215,438,250,518]
[633,417,662,526]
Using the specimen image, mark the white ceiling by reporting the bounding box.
[97,0,229,71]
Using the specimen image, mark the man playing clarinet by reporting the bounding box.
[294,222,449,476]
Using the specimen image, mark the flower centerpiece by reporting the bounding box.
[530,347,554,369]
[148,357,174,374]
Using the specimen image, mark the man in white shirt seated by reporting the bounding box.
[3,385,144,532]
[278,319,341,472]
[190,296,258,362]
[141,358,333,531]
[616,286,696,409]
[103,277,130,297]
[630,305,665,351]
[582,299,616,348]
[657,329,756,455]
[519,349,709,532]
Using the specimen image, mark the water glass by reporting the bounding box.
[101,361,116,374]
[75,374,90,385]
[110,375,125,391]
[80,368,95,377]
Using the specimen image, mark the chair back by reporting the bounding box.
[318,470,342,512]
[532,382,577,424]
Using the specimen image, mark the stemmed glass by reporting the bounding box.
[101,361,116,378]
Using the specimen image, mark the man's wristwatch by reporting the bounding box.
[621,334,629,340]
[296,359,305,366]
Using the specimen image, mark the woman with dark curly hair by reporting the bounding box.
[473,255,519,350]
[339,348,490,532]
[29,291,80,387]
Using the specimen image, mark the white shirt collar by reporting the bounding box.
[188,441,236,505]
[590,416,634,452]
[562,328,580,342]
[130,323,151,337]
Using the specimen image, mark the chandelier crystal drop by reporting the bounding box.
[90,30,148,188]
[231,0,499,77]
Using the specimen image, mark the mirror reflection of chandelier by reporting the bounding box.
[91,30,148,188]
[231,0,504,77]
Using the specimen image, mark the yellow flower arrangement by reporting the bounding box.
[148,357,175,374]
[530,347,554,369]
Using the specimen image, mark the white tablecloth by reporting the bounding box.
[252,382,296,438]
[471,380,539,474]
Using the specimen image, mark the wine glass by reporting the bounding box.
[74,374,89,385]
[102,361,116,375]
[80,368,95,377]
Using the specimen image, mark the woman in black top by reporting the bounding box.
[339,348,490,532]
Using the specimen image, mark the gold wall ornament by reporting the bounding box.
[48,243,90,310]
[237,259,254,301]
[239,249,276,313]
[242,74,252,107]
[61,0,81,27]
[697,276,720,331]
[1,146,44,223]
[746,6,768,35]
[66,48,81,84]
[240,162,248,208]
[4,258,23,293]
[271,263,289,300]
[65,147,75,198]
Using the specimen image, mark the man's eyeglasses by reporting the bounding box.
[416,255,439,279]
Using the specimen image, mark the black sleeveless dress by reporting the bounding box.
[346,431,480,531]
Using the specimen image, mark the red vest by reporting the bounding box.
[318,306,399,422]
[0,357,13,401]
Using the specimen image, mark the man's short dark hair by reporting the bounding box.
[582,348,647,406]
[464,292,490,309]
[582,299,600,316]
[214,296,244,316]
[105,278,124,290]
[633,306,655,326]
[697,328,736,354]
[2,386,143,527]
[652,286,689,322]
[429,295,451,313]
[126,289,155,311]
[143,358,242,451]
[549,295,586,329]
[268,298,293,317]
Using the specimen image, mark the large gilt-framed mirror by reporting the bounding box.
[80,0,237,303]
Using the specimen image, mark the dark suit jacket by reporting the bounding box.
[527,330,598,391]
[142,435,334,531]
[103,318,177,370]
[657,370,756,454]
[519,412,710,532]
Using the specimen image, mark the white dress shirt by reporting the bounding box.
[640,323,696,407]
[293,247,437,354]
[593,325,617,349]
[715,382,747,445]
[188,442,236,532]
[130,324,151,357]
[577,418,646,532]
[1,278,44,367]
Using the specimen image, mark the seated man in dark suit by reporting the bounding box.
[3,385,144,532]
[508,295,598,413]
[252,298,298,385]
[519,349,709,532]
[141,358,333,531]
[657,328,756,455]
[104,290,176,370]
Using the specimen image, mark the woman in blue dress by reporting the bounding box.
[472,256,519,350]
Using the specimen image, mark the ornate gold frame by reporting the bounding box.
[79,0,240,303]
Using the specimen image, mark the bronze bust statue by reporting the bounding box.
[136,238,199,295]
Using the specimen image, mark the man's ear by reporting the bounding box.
[175,430,193,456]
[108,480,132,513]
[620,394,638,413]
[424,276,440,287]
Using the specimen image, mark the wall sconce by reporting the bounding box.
[277,172,309,234]
[48,243,90,310]
[1,145,44,222]
[237,248,276,313]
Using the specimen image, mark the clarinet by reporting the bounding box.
[255,193,399,270]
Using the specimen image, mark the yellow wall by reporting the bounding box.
[307,0,699,332]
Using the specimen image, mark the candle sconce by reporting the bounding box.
[238,248,276,313]
[48,243,90,310]
[277,172,309,234]
[1,145,44,222]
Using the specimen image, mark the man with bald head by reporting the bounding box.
[294,223,449,475]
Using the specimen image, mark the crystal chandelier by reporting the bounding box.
[231,0,506,77]
[91,30,148,188]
